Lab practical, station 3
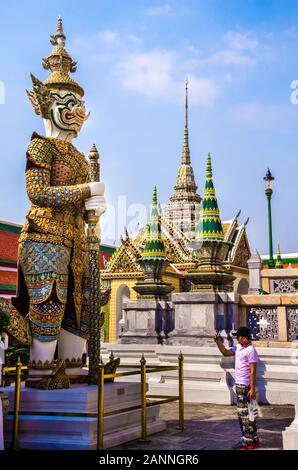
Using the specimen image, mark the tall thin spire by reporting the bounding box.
[182,78,190,164]
[196,153,224,241]
[185,77,188,129]
[165,78,201,239]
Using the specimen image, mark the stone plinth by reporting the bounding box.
[3,382,165,449]
[167,292,240,346]
[283,400,298,449]
[120,300,174,344]
[247,250,262,294]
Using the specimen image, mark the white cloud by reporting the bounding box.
[207,49,256,66]
[144,4,172,16]
[224,31,259,52]
[186,43,201,55]
[224,72,233,82]
[72,29,142,57]
[205,31,259,67]
[188,75,220,107]
[228,101,298,132]
[98,30,118,44]
[117,50,220,107]
[118,50,175,97]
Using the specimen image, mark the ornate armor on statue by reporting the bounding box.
[18,134,91,342]
[0,18,107,387]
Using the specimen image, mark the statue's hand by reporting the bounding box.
[85,195,107,216]
[88,182,105,196]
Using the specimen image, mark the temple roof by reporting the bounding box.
[104,209,251,276]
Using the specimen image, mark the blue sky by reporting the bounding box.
[0,0,298,253]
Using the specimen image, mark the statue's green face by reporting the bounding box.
[49,90,89,136]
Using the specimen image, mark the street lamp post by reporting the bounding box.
[263,168,275,269]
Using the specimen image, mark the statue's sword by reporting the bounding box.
[86,144,104,385]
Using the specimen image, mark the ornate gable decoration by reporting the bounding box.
[105,236,142,274]
[133,216,192,265]
[228,226,251,268]
[161,218,192,263]
[223,210,242,244]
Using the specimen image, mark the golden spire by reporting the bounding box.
[50,16,66,46]
[57,16,64,34]
[275,242,283,269]
[41,16,83,95]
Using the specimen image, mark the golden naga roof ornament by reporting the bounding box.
[26,16,84,118]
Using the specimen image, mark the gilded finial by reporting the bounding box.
[88,143,99,160]
[276,242,283,269]
[140,354,146,366]
[88,143,100,181]
[50,16,66,46]
[57,16,63,34]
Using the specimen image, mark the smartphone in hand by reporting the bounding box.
[214,330,223,343]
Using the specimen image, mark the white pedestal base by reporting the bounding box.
[283,401,298,449]
[4,382,165,449]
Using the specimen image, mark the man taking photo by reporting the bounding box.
[214,326,259,450]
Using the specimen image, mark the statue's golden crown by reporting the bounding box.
[27,17,84,118]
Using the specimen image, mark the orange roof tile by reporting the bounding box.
[0,230,19,262]
[0,270,17,285]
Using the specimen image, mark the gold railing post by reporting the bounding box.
[12,357,22,449]
[139,354,148,442]
[0,365,5,388]
[97,358,105,450]
[178,351,185,430]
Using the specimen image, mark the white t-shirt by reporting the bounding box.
[231,342,259,386]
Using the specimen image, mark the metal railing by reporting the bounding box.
[1,352,184,450]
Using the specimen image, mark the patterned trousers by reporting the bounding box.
[236,384,258,443]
